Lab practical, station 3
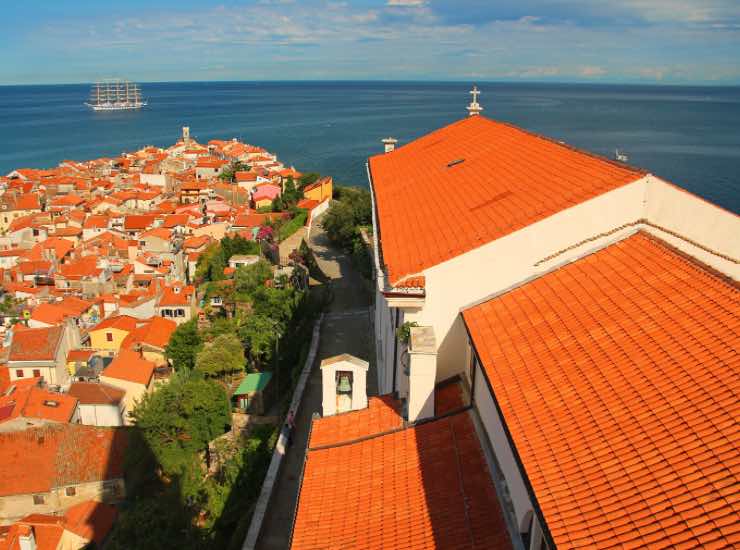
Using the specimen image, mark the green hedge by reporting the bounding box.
[278,211,307,241]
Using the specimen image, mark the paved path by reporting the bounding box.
[278,226,307,263]
[255,221,375,550]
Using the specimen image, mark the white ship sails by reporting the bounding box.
[85,79,147,111]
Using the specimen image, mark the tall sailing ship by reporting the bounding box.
[85,79,147,111]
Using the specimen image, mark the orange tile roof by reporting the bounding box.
[293,408,512,550]
[90,315,138,333]
[123,214,156,231]
[60,500,118,546]
[68,382,125,405]
[368,116,646,285]
[8,326,63,362]
[101,349,155,386]
[120,316,177,350]
[0,424,127,497]
[0,378,78,425]
[309,396,403,448]
[462,232,740,549]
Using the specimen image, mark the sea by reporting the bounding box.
[0,81,738,213]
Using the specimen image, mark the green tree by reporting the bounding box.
[106,496,201,550]
[234,259,273,296]
[195,333,245,378]
[298,172,320,189]
[322,186,371,250]
[165,320,203,371]
[282,177,302,206]
[131,373,230,477]
[238,313,278,368]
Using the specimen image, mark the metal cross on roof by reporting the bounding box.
[467,85,483,116]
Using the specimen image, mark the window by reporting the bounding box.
[176,309,185,317]
[162,309,172,317]
[32,369,41,378]
[65,486,76,496]
[15,370,23,378]
[33,494,45,505]
[106,332,113,342]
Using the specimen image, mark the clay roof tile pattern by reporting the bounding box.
[369,116,646,285]
[293,406,512,550]
[462,232,740,549]
[0,424,127,497]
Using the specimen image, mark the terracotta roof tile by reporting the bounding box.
[369,116,646,284]
[0,424,127,497]
[101,349,155,386]
[8,326,63,362]
[68,382,125,405]
[309,395,403,448]
[293,408,512,550]
[462,232,739,549]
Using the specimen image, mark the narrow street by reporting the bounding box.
[254,220,376,550]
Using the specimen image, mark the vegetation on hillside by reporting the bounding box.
[322,185,372,277]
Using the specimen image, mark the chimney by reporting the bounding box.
[406,326,437,422]
[182,126,190,145]
[18,525,37,550]
[381,137,398,154]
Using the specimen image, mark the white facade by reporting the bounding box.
[78,402,124,427]
[320,354,369,417]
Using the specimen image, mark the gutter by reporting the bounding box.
[365,162,385,293]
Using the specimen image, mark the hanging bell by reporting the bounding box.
[337,375,352,393]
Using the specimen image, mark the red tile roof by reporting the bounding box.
[68,382,125,405]
[90,315,138,333]
[293,408,512,550]
[8,326,63,362]
[101,349,155,386]
[368,116,646,285]
[309,396,403,448]
[123,215,156,231]
[0,378,78,425]
[60,500,118,546]
[121,316,177,350]
[462,232,740,549]
[0,424,127,497]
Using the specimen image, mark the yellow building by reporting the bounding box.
[254,197,273,210]
[303,176,333,203]
[88,315,138,352]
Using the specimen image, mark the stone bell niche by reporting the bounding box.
[320,354,369,417]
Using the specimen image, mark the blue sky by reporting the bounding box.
[2,0,739,85]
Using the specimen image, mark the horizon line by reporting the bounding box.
[2,78,740,88]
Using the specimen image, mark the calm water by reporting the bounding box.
[0,81,738,213]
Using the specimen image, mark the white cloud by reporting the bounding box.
[386,0,427,7]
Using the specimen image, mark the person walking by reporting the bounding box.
[285,409,296,446]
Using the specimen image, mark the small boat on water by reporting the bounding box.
[85,79,147,111]
[615,149,629,162]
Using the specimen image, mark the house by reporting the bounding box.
[7,324,79,387]
[122,215,156,237]
[368,112,739,397]
[0,500,118,550]
[292,95,740,549]
[87,315,138,352]
[252,184,281,210]
[120,316,177,366]
[98,349,155,424]
[0,193,41,234]
[155,283,195,325]
[68,382,125,427]
[195,157,228,180]
[302,176,332,203]
[28,297,95,329]
[81,215,110,241]
[232,372,273,414]
[0,378,80,433]
[228,254,260,269]
[0,424,127,523]
[459,232,739,549]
